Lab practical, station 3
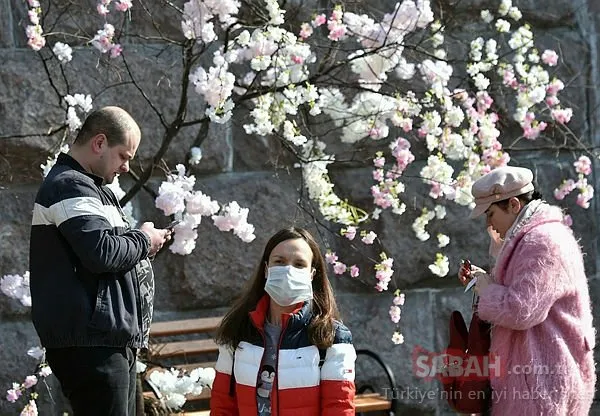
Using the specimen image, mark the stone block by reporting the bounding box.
[0,189,35,318]
[126,0,186,44]
[1,0,13,48]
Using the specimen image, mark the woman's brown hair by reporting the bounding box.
[215,227,340,350]
[494,190,543,211]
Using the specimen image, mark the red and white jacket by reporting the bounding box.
[210,295,356,416]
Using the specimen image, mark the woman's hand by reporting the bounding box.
[488,226,504,259]
[458,262,490,292]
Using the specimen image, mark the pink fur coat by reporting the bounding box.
[477,203,596,416]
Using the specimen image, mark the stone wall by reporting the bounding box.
[1,0,600,415]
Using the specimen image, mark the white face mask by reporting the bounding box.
[264,265,313,306]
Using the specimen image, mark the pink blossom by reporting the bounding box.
[541,49,559,66]
[312,14,327,27]
[27,0,41,7]
[382,258,394,268]
[373,156,385,168]
[523,126,540,140]
[577,192,592,208]
[562,214,573,227]
[116,0,133,12]
[291,55,304,64]
[428,183,443,199]
[546,79,564,95]
[399,118,413,131]
[327,25,346,41]
[6,388,20,403]
[325,252,338,264]
[551,108,572,124]
[333,262,347,275]
[375,281,389,292]
[28,10,39,25]
[110,44,123,58]
[502,69,518,88]
[299,23,313,39]
[372,169,384,182]
[476,91,493,111]
[393,293,405,305]
[574,155,592,175]
[368,127,383,138]
[25,25,46,51]
[350,265,360,278]
[361,231,377,245]
[212,216,235,231]
[553,179,576,200]
[375,269,392,283]
[23,375,38,389]
[546,96,560,107]
[20,400,38,416]
[330,8,343,21]
[155,188,185,216]
[389,305,401,323]
[97,3,109,15]
[524,112,535,123]
[342,226,356,240]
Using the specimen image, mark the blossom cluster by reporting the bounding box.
[24,1,45,51]
[64,94,93,132]
[155,164,255,255]
[389,290,406,345]
[5,348,53,416]
[1,271,31,307]
[554,155,594,208]
[147,366,216,409]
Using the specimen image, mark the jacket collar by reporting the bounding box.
[494,203,565,282]
[249,294,312,332]
[57,153,104,186]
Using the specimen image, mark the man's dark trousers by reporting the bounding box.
[46,346,137,416]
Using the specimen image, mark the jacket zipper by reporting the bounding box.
[250,312,290,416]
[275,314,290,416]
[109,187,145,343]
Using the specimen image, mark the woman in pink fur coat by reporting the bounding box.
[460,166,596,416]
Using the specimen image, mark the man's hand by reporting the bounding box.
[140,222,171,256]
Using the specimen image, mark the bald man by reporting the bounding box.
[29,107,169,416]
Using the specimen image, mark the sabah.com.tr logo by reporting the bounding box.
[412,346,564,381]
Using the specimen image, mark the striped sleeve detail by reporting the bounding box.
[278,345,320,389]
[32,198,125,228]
[321,343,356,382]
[234,341,263,387]
[215,345,234,375]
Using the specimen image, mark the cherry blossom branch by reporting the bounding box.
[120,40,196,204]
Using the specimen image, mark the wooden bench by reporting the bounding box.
[142,317,395,415]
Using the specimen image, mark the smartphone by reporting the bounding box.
[462,259,472,272]
[166,220,181,231]
[462,259,477,292]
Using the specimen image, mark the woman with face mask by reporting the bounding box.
[458,166,596,416]
[211,227,356,416]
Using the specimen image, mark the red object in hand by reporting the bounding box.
[459,259,472,284]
